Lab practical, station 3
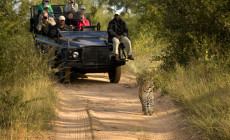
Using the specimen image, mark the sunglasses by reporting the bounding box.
[115,14,119,16]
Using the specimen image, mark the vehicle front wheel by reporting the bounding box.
[58,66,71,84]
[108,66,121,83]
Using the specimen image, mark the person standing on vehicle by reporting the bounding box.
[38,0,54,16]
[107,12,134,61]
[51,16,72,38]
[37,11,56,36]
[64,0,78,13]
[43,4,54,18]
[77,14,90,31]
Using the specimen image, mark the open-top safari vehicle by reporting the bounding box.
[30,5,127,83]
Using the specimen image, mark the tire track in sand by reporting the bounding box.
[54,73,196,140]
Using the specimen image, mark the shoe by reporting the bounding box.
[127,55,134,60]
[115,54,119,61]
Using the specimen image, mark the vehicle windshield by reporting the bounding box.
[59,31,108,39]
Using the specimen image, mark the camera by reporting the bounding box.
[80,17,83,19]
[43,16,48,20]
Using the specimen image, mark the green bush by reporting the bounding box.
[0,1,56,138]
[138,0,230,69]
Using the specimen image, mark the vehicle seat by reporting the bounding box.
[52,6,63,20]
[52,6,62,13]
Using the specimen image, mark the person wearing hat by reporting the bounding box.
[38,0,54,16]
[51,16,72,38]
[37,11,56,36]
[64,0,78,13]
[75,5,86,21]
[43,4,54,18]
[107,12,134,61]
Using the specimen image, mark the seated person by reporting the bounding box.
[77,14,90,31]
[37,11,56,36]
[75,5,86,21]
[65,12,77,29]
[64,0,78,13]
[107,12,134,60]
[51,16,72,38]
[38,0,54,16]
[43,4,54,18]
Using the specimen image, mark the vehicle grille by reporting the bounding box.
[82,47,110,66]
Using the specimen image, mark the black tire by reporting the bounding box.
[58,66,71,84]
[108,66,121,83]
[58,70,65,83]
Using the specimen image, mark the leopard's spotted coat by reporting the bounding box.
[139,80,154,115]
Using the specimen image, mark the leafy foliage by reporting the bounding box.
[0,0,56,137]
[138,0,230,69]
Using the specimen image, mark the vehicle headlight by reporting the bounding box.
[73,51,79,58]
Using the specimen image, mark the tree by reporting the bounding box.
[138,0,230,69]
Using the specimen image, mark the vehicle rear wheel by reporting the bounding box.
[108,66,121,83]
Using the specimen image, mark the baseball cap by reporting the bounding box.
[114,11,120,16]
[80,5,85,10]
[59,16,65,21]
[44,0,49,2]
[44,4,49,9]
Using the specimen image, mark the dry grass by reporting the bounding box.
[0,27,57,139]
[127,30,230,139]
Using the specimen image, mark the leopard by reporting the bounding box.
[139,80,155,116]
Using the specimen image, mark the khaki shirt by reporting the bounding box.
[37,16,56,31]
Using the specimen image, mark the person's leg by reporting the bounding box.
[112,37,120,60]
[120,36,134,60]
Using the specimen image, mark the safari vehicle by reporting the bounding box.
[30,5,127,83]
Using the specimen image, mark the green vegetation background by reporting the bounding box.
[1,0,230,139]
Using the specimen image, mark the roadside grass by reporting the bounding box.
[126,31,230,139]
[123,31,165,75]
[0,26,57,139]
[144,61,230,139]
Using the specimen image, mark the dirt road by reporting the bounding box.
[54,73,192,140]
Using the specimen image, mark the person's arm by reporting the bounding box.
[107,21,117,37]
[37,14,44,31]
[48,17,56,26]
[77,21,82,30]
[83,19,90,26]
[36,21,43,31]
[72,3,78,12]
[64,3,69,12]
[48,4,54,16]
[68,25,73,31]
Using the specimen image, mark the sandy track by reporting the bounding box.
[55,73,193,140]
